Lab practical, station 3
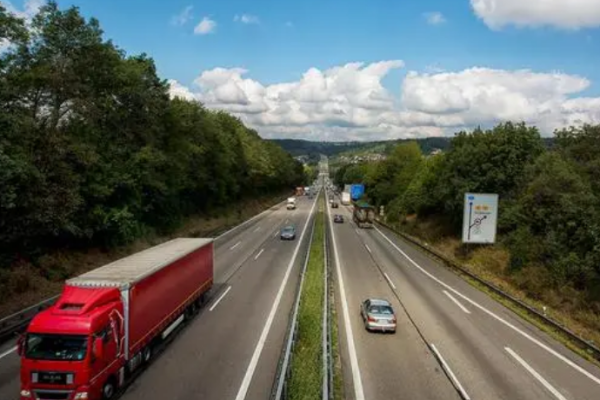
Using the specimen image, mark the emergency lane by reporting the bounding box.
[119,193,317,400]
[0,194,312,400]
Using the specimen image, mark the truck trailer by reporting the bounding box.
[353,202,376,228]
[18,238,214,400]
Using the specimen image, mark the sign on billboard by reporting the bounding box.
[350,184,365,201]
[462,193,498,244]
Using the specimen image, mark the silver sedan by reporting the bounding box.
[360,298,397,333]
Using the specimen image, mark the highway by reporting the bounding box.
[327,186,600,400]
[0,192,318,400]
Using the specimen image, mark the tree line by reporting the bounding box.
[0,2,305,262]
[335,122,600,309]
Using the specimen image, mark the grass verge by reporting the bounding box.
[384,219,600,368]
[0,193,289,319]
[329,255,344,400]
[288,194,325,400]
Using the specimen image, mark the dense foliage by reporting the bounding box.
[334,122,600,305]
[0,3,304,260]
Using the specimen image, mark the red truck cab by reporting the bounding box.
[19,238,214,400]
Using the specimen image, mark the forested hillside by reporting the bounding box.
[0,2,304,262]
[334,122,600,341]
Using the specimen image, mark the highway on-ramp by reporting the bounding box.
[327,186,600,400]
[0,193,318,400]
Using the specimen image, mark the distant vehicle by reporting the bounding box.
[280,225,296,240]
[287,197,296,210]
[295,187,305,196]
[360,298,397,333]
[19,238,214,400]
[331,202,339,208]
[304,186,310,195]
[353,202,376,228]
[341,192,351,205]
[333,214,344,223]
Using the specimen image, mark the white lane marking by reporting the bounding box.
[383,272,396,290]
[443,290,471,314]
[216,198,286,240]
[0,346,17,360]
[326,191,365,400]
[430,343,471,400]
[230,241,241,250]
[273,232,278,238]
[285,219,289,224]
[234,189,319,400]
[254,248,265,260]
[253,226,261,233]
[505,347,568,400]
[364,244,372,254]
[209,286,232,312]
[375,226,600,386]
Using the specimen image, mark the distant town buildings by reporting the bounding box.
[337,153,387,164]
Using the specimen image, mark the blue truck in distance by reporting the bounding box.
[350,184,365,201]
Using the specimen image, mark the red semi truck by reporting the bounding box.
[18,238,214,400]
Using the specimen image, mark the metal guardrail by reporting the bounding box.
[374,219,600,364]
[0,194,292,345]
[0,295,59,342]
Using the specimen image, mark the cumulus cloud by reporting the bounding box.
[171,5,193,26]
[424,12,446,25]
[194,17,216,35]
[471,0,600,30]
[167,62,600,140]
[234,14,260,24]
[1,0,45,21]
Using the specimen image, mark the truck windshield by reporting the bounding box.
[25,333,88,361]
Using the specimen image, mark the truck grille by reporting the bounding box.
[35,371,70,385]
[34,390,72,400]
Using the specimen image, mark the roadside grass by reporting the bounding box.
[329,265,344,400]
[288,195,325,400]
[0,193,289,318]
[388,218,600,367]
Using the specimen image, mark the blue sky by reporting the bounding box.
[5,0,600,140]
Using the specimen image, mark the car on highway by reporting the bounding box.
[331,201,339,208]
[280,225,296,240]
[360,298,397,333]
[333,214,344,223]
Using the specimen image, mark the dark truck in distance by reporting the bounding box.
[353,202,376,228]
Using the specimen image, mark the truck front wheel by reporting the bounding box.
[102,377,117,400]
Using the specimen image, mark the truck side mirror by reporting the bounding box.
[93,337,104,361]
[17,335,25,356]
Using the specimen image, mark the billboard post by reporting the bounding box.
[462,193,498,244]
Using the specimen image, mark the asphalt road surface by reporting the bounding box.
[327,188,600,400]
[0,193,318,400]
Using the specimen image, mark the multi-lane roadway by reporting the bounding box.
[0,192,319,400]
[326,182,600,400]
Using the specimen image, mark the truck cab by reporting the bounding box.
[19,286,125,400]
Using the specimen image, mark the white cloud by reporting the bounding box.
[424,12,446,25]
[167,79,196,101]
[171,5,193,26]
[471,0,600,30]
[167,62,600,140]
[1,0,45,21]
[234,14,260,24]
[194,17,216,35]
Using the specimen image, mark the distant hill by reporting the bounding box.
[269,138,452,158]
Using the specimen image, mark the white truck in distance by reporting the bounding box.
[341,192,351,205]
[287,197,296,210]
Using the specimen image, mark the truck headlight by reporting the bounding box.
[20,390,31,397]
[75,392,88,399]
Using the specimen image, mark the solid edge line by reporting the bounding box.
[505,347,567,400]
[209,286,232,312]
[443,290,471,314]
[383,272,396,290]
[374,226,600,386]
[254,248,265,260]
[430,343,471,400]
[326,189,366,400]
[234,190,320,400]
[0,346,17,360]
[230,241,242,250]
